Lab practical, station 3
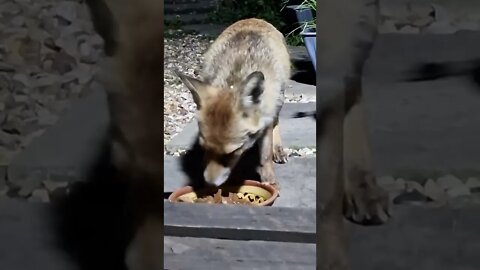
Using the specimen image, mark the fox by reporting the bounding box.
[175,18,291,187]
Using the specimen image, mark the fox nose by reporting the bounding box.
[204,166,231,187]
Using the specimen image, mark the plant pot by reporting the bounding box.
[168,180,280,206]
[286,5,314,23]
[300,27,316,70]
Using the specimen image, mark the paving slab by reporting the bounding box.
[0,198,78,270]
[285,79,316,98]
[164,156,316,208]
[166,102,316,152]
[361,31,480,179]
[350,205,480,270]
[165,237,316,269]
[164,202,315,242]
[8,90,109,184]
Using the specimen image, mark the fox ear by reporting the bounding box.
[174,69,205,109]
[239,71,265,110]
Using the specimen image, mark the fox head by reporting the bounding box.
[175,70,273,186]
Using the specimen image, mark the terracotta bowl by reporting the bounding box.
[168,180,279,206]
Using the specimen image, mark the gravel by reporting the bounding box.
[164,31,211,145]
[0,0,104,165]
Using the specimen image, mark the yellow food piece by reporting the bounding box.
[176,189,268,205]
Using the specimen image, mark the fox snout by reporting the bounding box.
[203,160,232,187]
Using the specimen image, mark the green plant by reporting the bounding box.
[286,35,304,46]
[210,0,286,30]
[282,0,316,46]
[298,0,316,30]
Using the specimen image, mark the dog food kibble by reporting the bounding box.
[176,189,266,205]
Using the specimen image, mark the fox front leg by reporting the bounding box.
[257,124,279,188]
[272,117,288,164]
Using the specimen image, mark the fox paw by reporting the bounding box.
[272,145,288,164]
[258,166,278,185]
[343,169,391,226]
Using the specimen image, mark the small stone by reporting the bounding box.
[0,167,6,194]
[0,63,15,73]
[0,130,17,148]
[377,175,396,187]
[394,178,406,189]
[2,116,22,135]
[35,73,60,87]
[0,166,6,181]
[18,178,42,197]
[12,73,33,88]
[17,37,41,66]
[465,177,480,190]
[437,174,463,190]
[381,2,409,20]
[49,186,68,201]
[75,63,94,84]
[54,2,79,23]
[20,129,44,147]
[398,25,420,34]
[424,179,447,202]
[0,146,17,165]
[28,189,50,203]
[410,17,434,28]
[393,189,428,204]
[52,51,76,75]
[379,20,399,33]
[13,94,28,103]
[0,3,21,15]
[42,180,68,193]
[409,2,434,18]
[37,107,58,126]
[431,4,451,22]
[42,59,54,70]
[11,16,25,27]
[447,185,471,198]
[79,41,91,58]
[423,21,457,34]
[405,180,424,193]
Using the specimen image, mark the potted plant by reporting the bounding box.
[285,0,314,24]
[282,0,316,70]
[298,0,316,70]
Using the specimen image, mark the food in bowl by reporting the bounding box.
[169,180,279,206]
[175,189,266,205]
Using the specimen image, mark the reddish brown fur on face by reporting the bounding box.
[199,91,236,154]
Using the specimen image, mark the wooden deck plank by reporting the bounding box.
[164,236,316,270]
[164,202,316,243]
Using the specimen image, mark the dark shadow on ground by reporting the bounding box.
[291,59,316,85]
[50,137,133,270]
